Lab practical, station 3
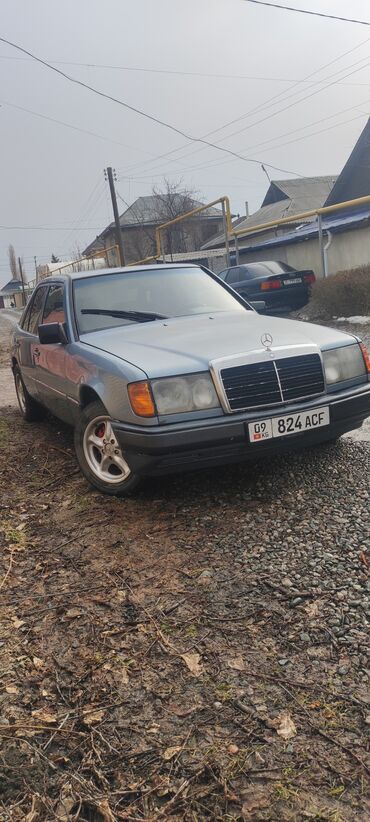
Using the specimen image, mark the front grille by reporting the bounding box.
[276,354,325,401]
[221,361,281,410]
[221,353,324,411]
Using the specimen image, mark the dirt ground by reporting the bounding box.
[0,311,369,821]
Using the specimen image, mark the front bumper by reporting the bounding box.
[112,384,370,476]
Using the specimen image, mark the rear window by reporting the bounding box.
[243,262,294,277]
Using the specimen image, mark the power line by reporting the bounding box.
[242,0,370,26]
[118,53,370,179]
[121,107,368,182]
[120,112,363,188]
[117,34,370,178]
[0,35,304,177]
[176,100,370,175]
[0,99,157,157]
[59,177,106,252]
[1,53,370,86]
[0,225,102,231]
[203,55,370,148]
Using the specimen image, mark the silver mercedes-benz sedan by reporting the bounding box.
[11,264,370,495]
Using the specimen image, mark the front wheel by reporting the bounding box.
[74,400,141,496]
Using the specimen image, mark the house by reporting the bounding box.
[203,118,370,279]
[201,176,337,254]
[83,194,226,265]
[0,278,27,309]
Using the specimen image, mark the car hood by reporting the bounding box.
[80,311,356,378]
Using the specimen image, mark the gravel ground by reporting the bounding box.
[0,308,369,820]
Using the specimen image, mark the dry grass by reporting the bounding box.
[310,266,370,318]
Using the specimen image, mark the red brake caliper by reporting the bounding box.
[96,423,105,439]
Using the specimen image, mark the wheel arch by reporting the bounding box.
[79,384,105,409]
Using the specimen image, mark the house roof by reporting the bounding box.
[202,175,337,250]
[0,278,24,295]
[83,194,224,256]
[325,117,370,206]
[118,194,223,226]
[261,176,337,207]
[233,208,370,254]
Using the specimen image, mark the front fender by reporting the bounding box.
[66,343,158,427]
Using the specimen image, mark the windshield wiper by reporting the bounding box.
[81,308,167,322]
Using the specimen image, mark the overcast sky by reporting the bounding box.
[1,0,370,285]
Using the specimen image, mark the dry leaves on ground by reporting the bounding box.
[181,652,203,676]
[271,711,297,740]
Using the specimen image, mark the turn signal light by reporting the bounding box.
[128,381,156,417]
[261,279,281,291]
[360,343,370,373]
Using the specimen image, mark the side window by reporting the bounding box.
[25,287,47,335]
[226,268,241,285]
[20,298,34,331]
[42,285,66,325]
[238,266,253,281]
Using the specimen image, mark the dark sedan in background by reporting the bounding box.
[218,261,315,312]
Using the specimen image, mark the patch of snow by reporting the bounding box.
[335,316,370,325]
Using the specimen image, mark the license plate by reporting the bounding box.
[248,406,330,443]
[283,277,302,285]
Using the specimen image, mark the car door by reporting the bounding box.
[232,267,254,299]
[224,267,242,290]
[33,283,70,419]
[16,285,48,398]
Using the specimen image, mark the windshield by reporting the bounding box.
[73,267,246,334]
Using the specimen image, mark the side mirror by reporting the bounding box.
[249,300,266,313]
[38,322,68,345]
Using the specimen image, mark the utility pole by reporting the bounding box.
[18,257,26,306]
[34,255,38,283]
[104,167,125,266]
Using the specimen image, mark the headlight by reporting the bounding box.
[151,373,219,415]
[323,344,366,385]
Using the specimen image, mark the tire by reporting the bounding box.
[13,365,45,422]
[74,400,141,496]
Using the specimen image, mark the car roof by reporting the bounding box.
[239,261,284,266]
[38,263,201,285]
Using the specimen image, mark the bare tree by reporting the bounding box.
[8,244,19,280]
[116,180,202,263]
[116,190,158,263]
[152,179,200,258]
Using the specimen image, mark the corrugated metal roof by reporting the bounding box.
[202,175,337,250]
[83,195,224,256]
[159,248,227,262]
[236,208,370,253]
[262,176,337,206]
[119,194,222,226]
